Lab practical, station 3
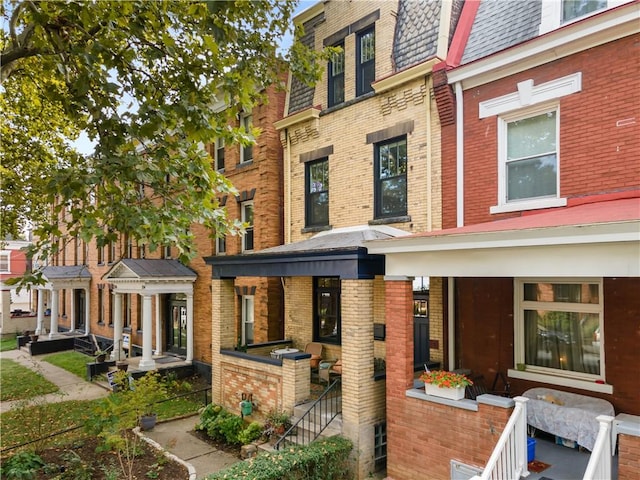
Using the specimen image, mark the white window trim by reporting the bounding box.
[215,236,226,256]
[214,137,225,171]
[241,295,254,346]
[240,113,253,164]
[491,102,565,214]
[512,277,611,394]
[241,201,254,253]
[0,251,10,273]
[539,0,628,35]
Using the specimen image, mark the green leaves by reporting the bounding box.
[1,1,319,271]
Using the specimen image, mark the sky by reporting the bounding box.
[72,1,318,155]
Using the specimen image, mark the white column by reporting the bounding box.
[84,287,90,335]
[70,289,76,332]
[112,292,124,361]
[154,294,161,355]
[138,293,156,370]
[35,290,44,335]
[186,292,194,363]
[48,289,60,338]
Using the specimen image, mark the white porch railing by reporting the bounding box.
[583,415,614,480]
[470,396,529,480]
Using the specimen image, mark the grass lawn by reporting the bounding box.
[43,350,93,379]
[0,335,18,352]
[0,359,59,402]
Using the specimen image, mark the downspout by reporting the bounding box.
[285,128,292,244]
[448,277,455,371]
[455,81,464,227]
[426,75,433,232]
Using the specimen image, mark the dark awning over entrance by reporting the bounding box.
[204,226,408,279]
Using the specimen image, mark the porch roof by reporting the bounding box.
[204,225,408,279]
[102,259,196,295]
[41,265,92,289]
[366,194,640,277]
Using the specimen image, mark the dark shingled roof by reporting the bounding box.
[115,259,196,279]
[461,0,542,65]
[42,265,92,280]
[393,0,442,70]
[287,12,325,115]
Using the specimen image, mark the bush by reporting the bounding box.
[205,436,353,480]
[0,450,45,479]
[196,404,265,446]
[238,421,263,445]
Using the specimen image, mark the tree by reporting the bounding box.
[0,0,327,271]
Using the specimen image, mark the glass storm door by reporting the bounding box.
[167,297,187,355]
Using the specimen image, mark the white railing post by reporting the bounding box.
[583,415,613,480]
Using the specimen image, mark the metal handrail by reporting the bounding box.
[273,378,342,451]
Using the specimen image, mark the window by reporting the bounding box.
[314,277,341,344]
[216,235,226,255]
[375,137,407,218]
[563,0,607,23]
[356,27,375,97]
[495,105,559,210]
[516,279,603,380]
[162,245,172,259]
[305,158,329,227]
[108,240,116,263]
[124,294,131,329]
[97,244,104,265]
[328,45,344,107]
[97,285,104,324]
[241,295,254,346]
[240,113,253,163]
[138,244,146,259]
[0,252,9,273]
[241,202,254,252]
[214,137,225,171]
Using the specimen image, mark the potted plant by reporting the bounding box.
[263,408,291,441]
[420,370,473,400]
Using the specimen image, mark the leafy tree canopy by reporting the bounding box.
[1,0,326,274]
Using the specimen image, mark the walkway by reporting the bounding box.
[0,348,241,479]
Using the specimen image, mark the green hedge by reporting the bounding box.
[205,436,353,480]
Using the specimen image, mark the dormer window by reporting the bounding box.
[562,0,606,22]
[540,0,625,34]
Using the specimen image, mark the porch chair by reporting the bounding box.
[304,342,324,370]
[465,372,512,400]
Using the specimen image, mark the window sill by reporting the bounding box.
[507,368,613,394]
[302,225,332,234]
[369,215,411,226]
[237,160,254,168]
[321,91,376,115]
[490,197,567,214]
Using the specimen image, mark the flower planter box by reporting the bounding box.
[424,383,465,400]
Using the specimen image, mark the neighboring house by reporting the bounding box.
[204,1,462,477]
[34,85,285,378]
[0,238,34,336]
[367,1,640,479]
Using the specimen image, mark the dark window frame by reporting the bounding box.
[305,158,330,228]
[328,44,345,107]
[356,27,375,97]
[313,277,341,345]
[374,136,408,219]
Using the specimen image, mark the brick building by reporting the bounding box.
[205,1,462,477]
[368,1,640,479]
[34,84,286,377]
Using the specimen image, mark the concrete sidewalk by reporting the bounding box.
[1,348,241,478]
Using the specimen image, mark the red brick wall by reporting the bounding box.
[220,361,283,419]
[618,433,640,480]
[441,34,640,229]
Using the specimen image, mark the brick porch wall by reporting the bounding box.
[618,433,640,480]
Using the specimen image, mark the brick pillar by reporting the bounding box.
[282,355,311,411]
[341,279,383,479]
[212,278,235,404]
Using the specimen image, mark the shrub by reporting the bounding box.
[205,436,353,480]
[238,421,263,445]
[0,450,45,479]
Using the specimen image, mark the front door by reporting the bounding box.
[413,292,430,370]
[74,289,85,331]
[167,295,187,355]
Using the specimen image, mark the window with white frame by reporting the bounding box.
[562,0,607,22]
[0,252,9,272]
[241,295,254,345]
[240,113,253,163]
[241,201,254,252]
[497,104,559,209]
[539,0,623,34]
[216,235,226,255]
[515,279,603,380]
[214,137,225,171]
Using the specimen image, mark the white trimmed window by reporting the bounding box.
[0,252,10,273]
[216,235,226,255]
[241,201,254,252]
[240,113,253,164]
[214,137,225,171]
[515,279,604,383]
[539,0,626,34]
[241,295,254,345]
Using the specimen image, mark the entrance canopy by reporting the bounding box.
[367,195,640,277]
[41,265,92,289]
[205,225,409,279]
[103,259,196,294]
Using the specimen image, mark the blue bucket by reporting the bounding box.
[527,437,536,463]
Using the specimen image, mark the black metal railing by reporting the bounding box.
[273,378,342,450]
[73,334,98,355]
